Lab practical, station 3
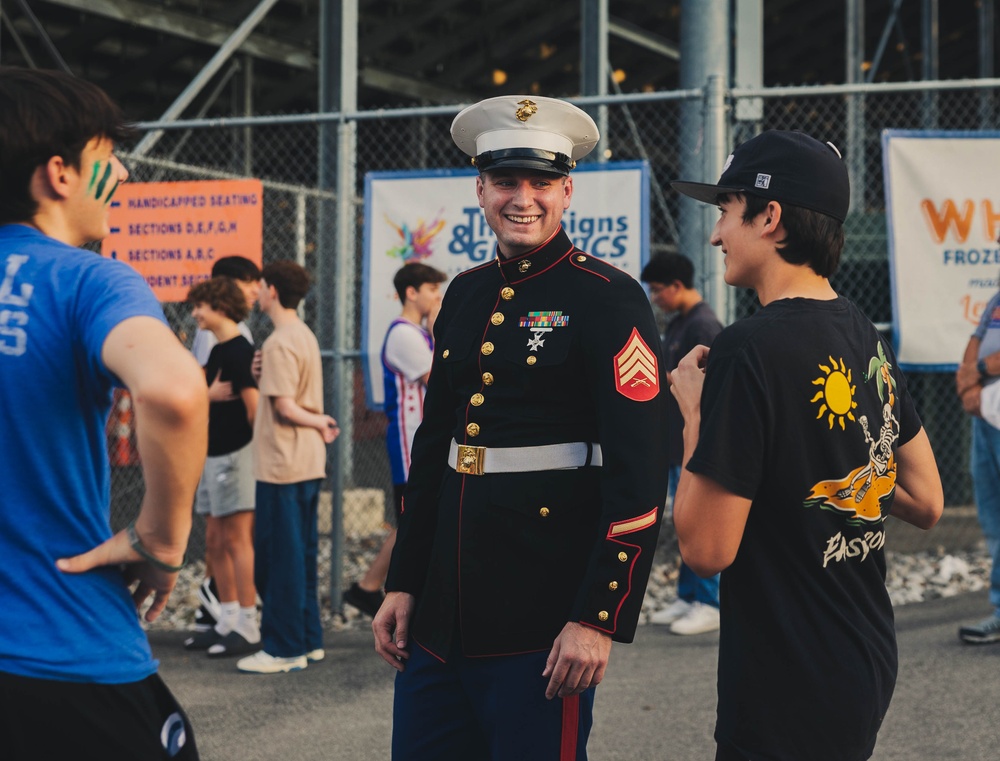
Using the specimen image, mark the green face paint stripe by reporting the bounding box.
[88,161,101,192]
[104,180,120,205]
[94,162,113,200]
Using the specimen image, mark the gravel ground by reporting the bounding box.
[145,527,992,633]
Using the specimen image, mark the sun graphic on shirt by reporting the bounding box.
[810,356,858,430]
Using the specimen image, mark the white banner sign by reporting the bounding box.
[362,162,649,409]
[882,130,1000,369]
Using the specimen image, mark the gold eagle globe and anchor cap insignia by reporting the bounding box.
[450,94,600,177]
[515,99,538,122]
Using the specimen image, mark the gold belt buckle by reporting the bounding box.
[456,445,486,476]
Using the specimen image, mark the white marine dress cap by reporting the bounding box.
[451,95,599,176]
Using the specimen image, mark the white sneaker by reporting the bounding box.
[669,602,720,635]
[649,599,693,625]
[306,648,325,663]
[236,650,307,674]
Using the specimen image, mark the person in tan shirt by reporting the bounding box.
[237,261,339,674]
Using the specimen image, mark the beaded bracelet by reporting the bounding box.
[126,520,186,572]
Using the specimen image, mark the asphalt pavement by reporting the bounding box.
[153,590,998,761]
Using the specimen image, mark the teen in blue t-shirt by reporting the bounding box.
[0,67,208,759]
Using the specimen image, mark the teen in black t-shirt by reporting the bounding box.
[184,277,261,658]
[670,131,943,761]
[203,336,256,456]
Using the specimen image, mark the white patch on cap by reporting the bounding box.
[476,128,574,157]
[722,154,734,173]
[755,173,771,189]
[826,141,843,159]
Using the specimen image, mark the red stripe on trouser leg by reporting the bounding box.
[560,694,580,761]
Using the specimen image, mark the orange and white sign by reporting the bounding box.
[101,179,263,302]
[882,131,1000,368]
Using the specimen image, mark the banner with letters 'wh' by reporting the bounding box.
[883,131,1000,369]
[361,162,649,410]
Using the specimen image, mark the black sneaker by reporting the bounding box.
[192,604,217,633]
[192,577,222,632]
[184,628,223,650]
[343,583,385,618]
[958,615,1000,644]
[207,631,261,658]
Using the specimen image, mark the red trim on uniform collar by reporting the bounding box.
[497,227,576,284]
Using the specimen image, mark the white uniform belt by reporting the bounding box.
[448,439,603,476]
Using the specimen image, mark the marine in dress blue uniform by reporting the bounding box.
[373,95,668,761]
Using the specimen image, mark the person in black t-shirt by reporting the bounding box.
[184,277,261,658]
[642,253,723,636]
[669,130,944,761]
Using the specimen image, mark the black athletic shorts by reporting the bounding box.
[0,669,199,761]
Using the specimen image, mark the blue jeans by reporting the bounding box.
[669,464,720,608]
[393,641,594,760]
[972,418,1000,614]
[255,480,324,658]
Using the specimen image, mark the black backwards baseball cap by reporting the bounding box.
[671,130,851,223]
[451,95,599,177]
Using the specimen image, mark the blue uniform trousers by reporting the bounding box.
[392,640,595,760]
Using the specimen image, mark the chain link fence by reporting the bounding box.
[109,80,999,611]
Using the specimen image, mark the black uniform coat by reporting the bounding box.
[385,227,668,659]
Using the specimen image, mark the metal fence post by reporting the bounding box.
[846,0,866,213]
[702,73,730,323]
[678,0,729,320]
[329,115,357,611]
[321,0,359,614]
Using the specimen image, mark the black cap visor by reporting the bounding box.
[670,180,747,206]
[475,148,573,176]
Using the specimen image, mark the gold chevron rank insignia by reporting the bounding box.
[614,328,659,402]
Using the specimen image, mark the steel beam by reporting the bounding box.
[132,0,281,157]
[608,17,679,61]
[37,0,314,70]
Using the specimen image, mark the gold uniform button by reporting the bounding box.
[539,507,550,518]
[501,287,515,300]
[481,342,494,356]
[470,393,484,406]
[617,551,628,563]
[526,356,537,366]
[442,349,450,358]
[466,423,480,437]
[491,312,504,326]
[608,581,619,591]
[576,255,587,262]
[598,610,609,622]
[482,372,494,386]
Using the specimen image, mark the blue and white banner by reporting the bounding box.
[362,161,649,409]
[882,130,1000,369]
